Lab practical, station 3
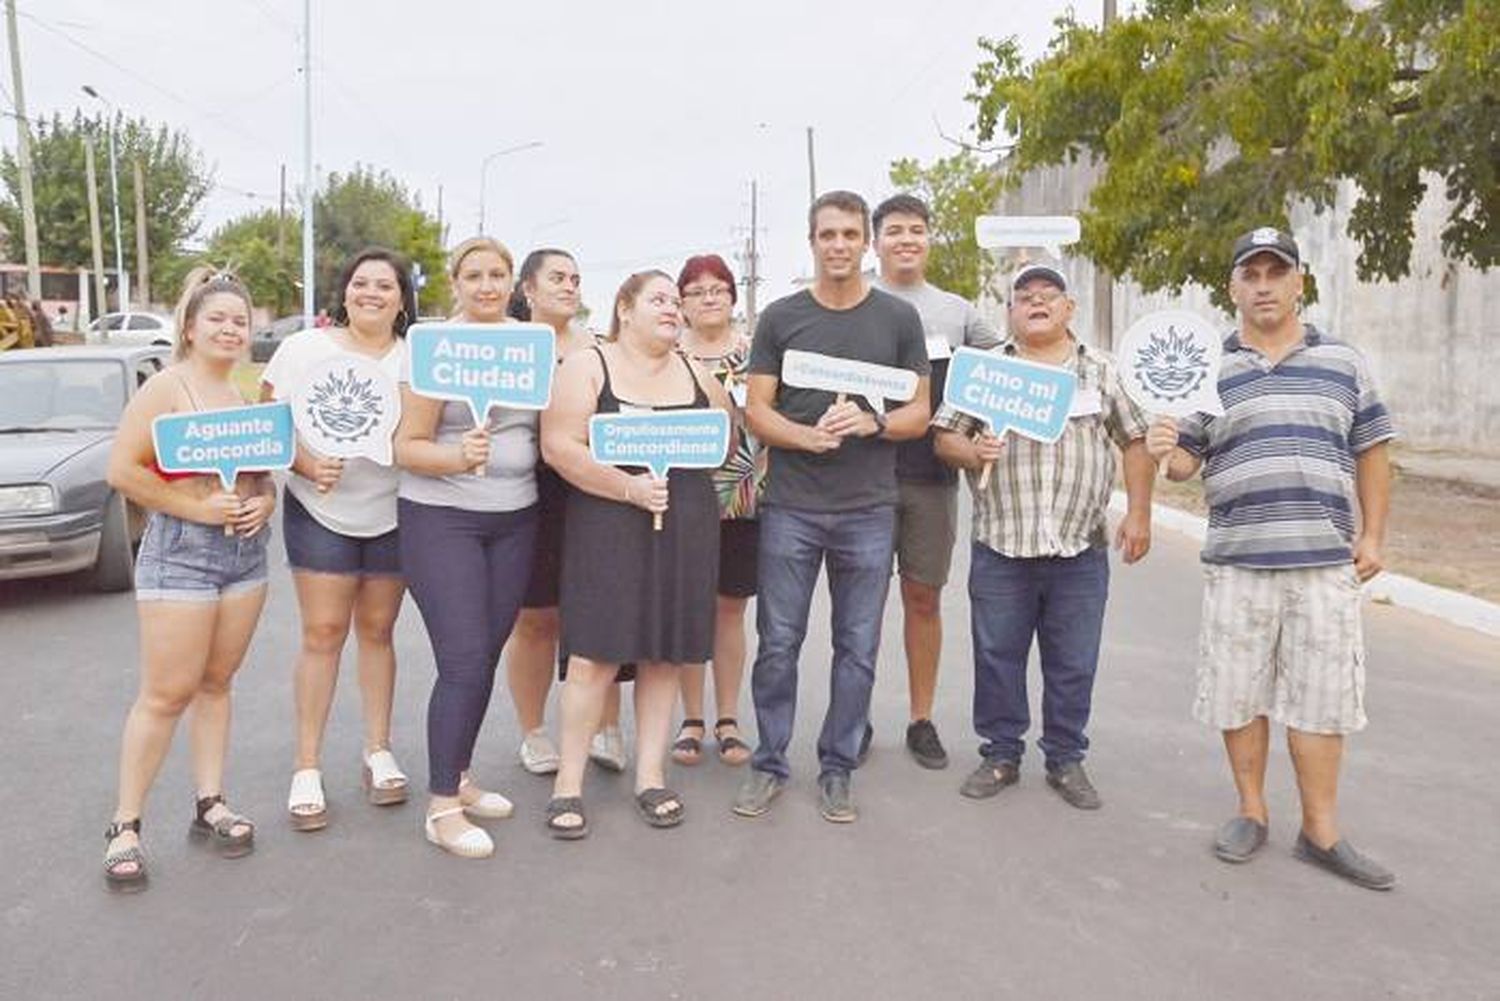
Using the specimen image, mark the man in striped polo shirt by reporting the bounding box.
[933,263,1155,810]
[1148,227,1397,890]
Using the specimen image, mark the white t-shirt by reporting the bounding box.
[261,328,405,537]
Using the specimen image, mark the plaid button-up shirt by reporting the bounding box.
[931,337,1148,559]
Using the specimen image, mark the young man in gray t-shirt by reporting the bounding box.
[734,190,931,823]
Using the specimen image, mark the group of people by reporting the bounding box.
[98,191,1397,894]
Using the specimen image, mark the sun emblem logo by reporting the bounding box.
[305,366,385,444]
[1132,325,1210,402]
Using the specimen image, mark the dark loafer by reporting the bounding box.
[905,720,949,770]
[1213,816,1268,863]
[1294,833,1396,891]
[731,770,784,818]
[959,760,1019,799]
[1045,761,1102,810]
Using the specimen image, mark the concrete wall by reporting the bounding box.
[985,164,1500,455]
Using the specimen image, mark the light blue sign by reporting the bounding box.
[152,401,295,489]
[589,409,731,479]
[943,347,1077,443]
[408,322,555,423]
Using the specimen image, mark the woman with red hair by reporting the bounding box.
[669,254,764,767]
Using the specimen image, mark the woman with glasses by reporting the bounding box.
[539,271,733,838]
[669,255,763,767]
[261,247,415,832]
[503,249,626,776]
[393,237,538,858]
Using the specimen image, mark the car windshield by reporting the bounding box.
[0,361,126,431]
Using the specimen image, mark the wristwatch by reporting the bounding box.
[872,411,888,438]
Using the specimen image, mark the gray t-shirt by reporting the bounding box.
[397,352,539,513]
[748,287,930,512]
[873,278,1001,484]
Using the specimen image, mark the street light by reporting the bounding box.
[477,141,543,235]
[82,85,129,312]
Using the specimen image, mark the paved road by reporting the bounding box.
[3,518,1497,1001]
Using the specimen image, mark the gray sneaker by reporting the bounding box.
[818,772,857,824]
[1045,761,1102,810]
[731,770,784,818]
[959,760,1019,799]
[1213,816,1269,863]
[1293,833,1396,891]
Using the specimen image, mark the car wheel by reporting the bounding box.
[91,492,136,592]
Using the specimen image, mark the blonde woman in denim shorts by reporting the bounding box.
[100,269,277,889]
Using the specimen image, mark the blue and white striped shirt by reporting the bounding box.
[1177,325,1395,569]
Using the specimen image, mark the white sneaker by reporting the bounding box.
[589,726,628,773]
[519,729,560,775]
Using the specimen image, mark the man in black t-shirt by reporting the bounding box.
[733,190,931,824]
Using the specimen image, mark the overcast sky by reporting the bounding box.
[10,0,1089,316]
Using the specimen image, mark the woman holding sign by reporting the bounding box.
[261,247,415,831]
[539,271,733,837]
[503,249,626,774]
[393,237,540,858]
[670,254,762,766]
[101,269,277,888]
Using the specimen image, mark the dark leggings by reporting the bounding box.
[398,498,538,796]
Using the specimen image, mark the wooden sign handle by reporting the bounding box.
[977,462,993,490]
[472,421,487,476]
[653,512,663,532]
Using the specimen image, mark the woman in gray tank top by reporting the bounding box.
[393,237,540,859]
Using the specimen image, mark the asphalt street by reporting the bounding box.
[3,513,1497,1001]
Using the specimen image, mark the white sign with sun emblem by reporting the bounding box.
[292,352,402,464]
[1119,310,1224,417]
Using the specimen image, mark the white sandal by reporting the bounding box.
[362,748,408,806]
[459,776,514,820]
[288,768,328,832]
[424,806,494,859]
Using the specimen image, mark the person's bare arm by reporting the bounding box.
[817,378,932,442]
[1114,438,1154,564]
[1144,417,1204,481]
[261,378,343,492]
[540,352,667,514]
[1353,441,1392,581]
[107,374,238,526]
[393,387,488,476]
[744,373,840,453]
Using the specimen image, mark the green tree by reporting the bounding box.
[888,150,1006,300]
[967,0,1500,308]
[313,166,448,315]
[201,210,301,318]
[0,111,211,302]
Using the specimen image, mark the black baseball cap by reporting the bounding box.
[1231,227,1300,270]
[1012,263,1068,293]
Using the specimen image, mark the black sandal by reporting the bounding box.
[103,818,147,890]
[671,718,706,766]
[190,794,256,858]
[546,796,589,840]
[635,787,685,829]
[714,717,752,766]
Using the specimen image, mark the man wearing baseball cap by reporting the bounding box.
[1147,227,1398,890]
[933,261,1154,810]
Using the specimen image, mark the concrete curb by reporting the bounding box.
[1109,492,1500,639]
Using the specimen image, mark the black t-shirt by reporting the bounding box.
[748,287,930,512]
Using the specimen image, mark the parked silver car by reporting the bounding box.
[85,312,178,349]
[0,345,171,590]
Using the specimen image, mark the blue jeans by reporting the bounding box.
[750,504,896,780]
[399,499,538,796]
[968,543,1110,769]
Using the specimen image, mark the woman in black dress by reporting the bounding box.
[540,270,733,838]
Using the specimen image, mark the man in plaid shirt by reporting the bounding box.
[933,263,1154,810]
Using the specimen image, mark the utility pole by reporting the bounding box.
[436,184,445,246]
[276,163,287,259]
[133,158,149,307]
[301,0,316,325]
[1093,0,1117,349]
[805,126,817,204]
[743,179,760,331]
[5,0,41,301]
[83,134,107,321]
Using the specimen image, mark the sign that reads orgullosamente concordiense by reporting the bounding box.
[152,401,295,488]
[407,322,556,423]
[589,409,732,479]
[943,347,1078,444]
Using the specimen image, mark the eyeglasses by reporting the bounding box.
[1011,290,1066,307]
[646,293,683,310]
[682,285,733,302]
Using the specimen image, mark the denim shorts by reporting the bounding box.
[134,512,270,602]
[282,490,401,577]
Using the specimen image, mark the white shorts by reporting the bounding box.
[1194,563,1367,735]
